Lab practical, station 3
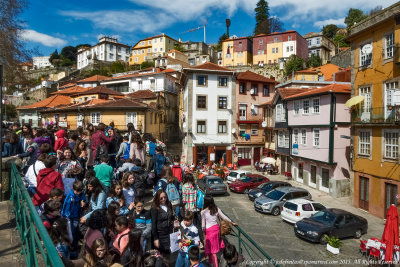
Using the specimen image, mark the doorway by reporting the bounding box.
[253,147,260,166]
[385,183,397,217]
[196,146,208,165]
[359,177,369,211]
[215,149,226,165]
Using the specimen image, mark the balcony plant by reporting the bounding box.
[324,234,343,254]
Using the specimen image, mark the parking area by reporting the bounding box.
[214,173,385,267]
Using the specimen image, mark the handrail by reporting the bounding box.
[10,163,64,267]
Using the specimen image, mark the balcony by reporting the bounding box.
[236,113,263,122]
[235,135,265,145]
[352,106,400,124]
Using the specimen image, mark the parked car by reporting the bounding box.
[229,174,269,194]
[281,199,326,223]
[197,175,227,196]
[227,170,251,184]
[248,181,292,201]
[294,208,368,244]
[254,187,311,216]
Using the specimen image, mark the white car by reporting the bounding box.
[226,170,251,184]
[281,199,326,224]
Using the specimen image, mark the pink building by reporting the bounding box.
[286,83,351,197]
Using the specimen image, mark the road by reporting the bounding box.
[214,177,372,267]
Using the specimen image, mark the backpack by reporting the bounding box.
[148,141,157,156]
[123,142,130,160]
[166,182,180,206]
[153,178,167,196]
[154,154,166,176]
[95,144,107,161]
[196,186,204,209]
[171,165,183,182]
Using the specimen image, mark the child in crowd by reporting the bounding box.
[122,172,136,207]
[68,132,79,150]
[41,199,62,230]
[54,129,68,155]
[50,217,71,259]
[84,238,113,266]
[15,133,38,173]
[188,246,203,267]
[222,243,245,267]
[120,228,143,267]
[117,158,134,173]
[112,216,130,255]
[105,201,120,246]
[61,180,86,250]
[176,211,201,267]
[38,187,64,216]
[94,154,113,192]
[134,198,152,253]
[106,180,133,215]
[171,155,184,182]
[116,135,130,162]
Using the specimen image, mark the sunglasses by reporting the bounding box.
[160,196,167,200]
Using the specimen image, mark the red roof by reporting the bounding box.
[187,62,233,72]
[237,71,277,83]
[59,83,77,89]
[52,86,90,95]
[77,75,110,83]
[127,90,156,99]
[285,84,351,100]
[17,95,71,110]
[296,64,342,80]
[279,88,311,99]
[70,85,123,96]
[92,98,148,108]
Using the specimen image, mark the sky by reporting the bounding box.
[20,0,398,57]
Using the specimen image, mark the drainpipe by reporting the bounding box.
[329,92,336,164]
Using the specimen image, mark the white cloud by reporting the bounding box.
[21,29,67,47]
[314,18,345,28]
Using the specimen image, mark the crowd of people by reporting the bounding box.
[2,121,246,267]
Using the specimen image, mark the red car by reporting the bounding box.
[229,174,270,194]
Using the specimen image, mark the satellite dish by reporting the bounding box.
[262,121,267,127]
[231,128,236,134]
[251,104,255,109]
[250,89,255,95]
[362,44,372,54]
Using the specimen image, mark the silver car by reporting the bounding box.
[197,175,228,196]
[254,187,312,216]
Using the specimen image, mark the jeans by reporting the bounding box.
[175,251,190,267]
[68,218,80,250]
[27,186,37,197]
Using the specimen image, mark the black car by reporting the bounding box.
[294,208,368,243]
[248,181,292,201]
[197,176,227,196]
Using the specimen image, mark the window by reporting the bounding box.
[321,168,329,189]
[313,128,320,147]
[288,36,292,41]
[133,50,137,55]
[263,85,269,96]
[90,112,101,126]
[293,129,299,144]
[274,37,278,43]
[154,39,157,43]
[276,47,279,53]
[160,48,163,52]
[385,81,399,118]
[148,40,151,45]
[257,50,264,55]
[218,121,227,133]
[239,124,246,135]
[141,49,144,54]
[272,48,275,53]
[284,132,289,148]
[302,100,310,114]
[197,95,206,109]
[126,112,137,127]
[384,130,399,159]
[197,121,206,133]
[251,105,258,115]
[160,37,163,42]
[359,87,371,113]
[239,42,242,48]
[218,77,228,87]
[278,131,284,147]
[385,33,394,59]
[308,40,311,47]
[310,165,317,184]
[294,101,300,115]
[109,53,114,59]
[251,124,258,135]
[239,104,247,119]
[135,57,138,62]
[148,48,151,53]
[218,97,227,109]
[259,39,263,45]
[154,48,157,52]
[275,104,286,122]
[251,84,258,95]
[138,81,142,90]
[358,130,371,156]
[360,43,372,66]
[197,75,207,86]
[290,46,293,52]
[301,129,307,145]
[316,38,320,45]
[238,147,251,159]
[312,98,320,113]
[239,83,246,94]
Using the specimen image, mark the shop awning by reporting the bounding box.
[345,95,364,108]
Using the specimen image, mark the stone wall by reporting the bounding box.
[331,49,352,68]
[230,64,284,82]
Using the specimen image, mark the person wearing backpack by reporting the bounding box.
[171,155,184,182]
[91,123,113,164]
[161,166,182,219]
[116,135,130,163]
[153,165,169,196]
[130,133,146,167]
[143,133,157,167]
[149,146,167,181]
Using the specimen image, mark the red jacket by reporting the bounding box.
[32,168,64,206]
[91,130,113,159]
[54,130,68,152]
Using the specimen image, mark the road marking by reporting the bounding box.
[232,207,239,220]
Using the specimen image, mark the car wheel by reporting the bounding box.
[272,207,280,216]
[319,234,327,245]
[244,189,249,194]
[354,229,362,239]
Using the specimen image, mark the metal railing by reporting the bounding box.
[10,163,64,267]
[237,113,264,121]
[352,106,400,124]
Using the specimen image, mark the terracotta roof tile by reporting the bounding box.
[279,88,311,99]
[285,84,351,100]
[168,49,185,55]
[93,98,148,108]
[127,90,156,99]
[52,86,90,95]
[237,71,277,83]
[187,62,233,72]
[70,85,123,96]
[104,68,176,82]
[17,95,71,110]
[296,64,342,80]
[59,83,77,89]
[77,75,110,83]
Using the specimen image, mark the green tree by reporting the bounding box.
[306,54,322,68]
[49,49,60,66]
[284,55,304,77]
[269,17,284,33]
[333,34,349,48]
[345,8,367,29]
[110,61,125,74]
[322,24,339,39]
[173,43,185,52]
[60,46,77,63]
[214,33,228,51]
[254,0,270,35]
[140,61,154,69]
[2,104,17,120]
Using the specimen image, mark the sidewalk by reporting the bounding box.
[239,166,386,240]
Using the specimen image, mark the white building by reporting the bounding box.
[182,62,235,165]
[33,56,53,69]
[77,36,131,69]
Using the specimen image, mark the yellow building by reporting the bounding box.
[293,64,344,81]
[347,2,400,218]
[222,37,253,67]
[266,42,282,64]
[129,34,181,65]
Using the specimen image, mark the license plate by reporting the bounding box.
[297,230,304,236]
[285,210,292,214]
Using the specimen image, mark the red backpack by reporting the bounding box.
[171,165,183,182]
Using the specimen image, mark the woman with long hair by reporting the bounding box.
[74,140,88,171]
[58,147,82,179]
[90,123,113,163]
[120,228,143,267]
[81,130,93,168]
[105,201,120,246]
[84,238,113,267]
[106,180,130,215]
[201,195,237,267]
[161,166,181,219]
[81,177,106,223]
[129,133,146,167]
[50,217,72,259]
[2,131,19,157]
[121,172,137,207]
[151,190,174,256]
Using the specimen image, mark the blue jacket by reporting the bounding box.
[154,153,166,176]
[84,191,106,219]
[135,209,152,238]
[106,196,130,215]
[62,189,86,219]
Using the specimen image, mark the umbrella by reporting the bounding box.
[261,157,276,165]
[381,204,399,262]
[345,95,365,108]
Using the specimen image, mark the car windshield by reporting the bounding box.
[311,211,336,225]
[238,176,251,183]
[229,172,238,178]
[257,183,268,189]
[208,179,222,184]
[262,183,274,191]
[266,190,285,200]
